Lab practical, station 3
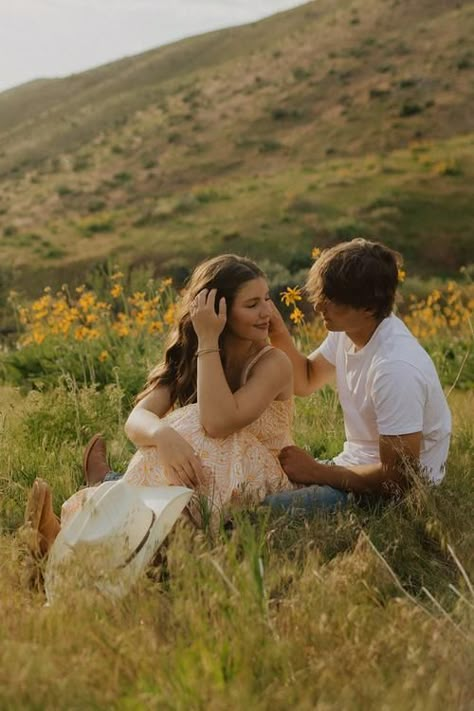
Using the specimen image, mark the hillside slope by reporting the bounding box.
[0,0,473,293]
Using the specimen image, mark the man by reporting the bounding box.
[263,238,451,512]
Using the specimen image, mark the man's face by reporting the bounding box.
[313,295,371,332]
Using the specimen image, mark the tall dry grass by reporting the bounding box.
[0,383,472,709]
[0,271,472,708]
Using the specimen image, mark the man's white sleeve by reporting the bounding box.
[371,361,427,436]
[315,331,338,365]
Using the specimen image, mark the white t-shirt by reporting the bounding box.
[317,315,451,483]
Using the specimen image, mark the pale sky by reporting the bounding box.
[0,0,307,93]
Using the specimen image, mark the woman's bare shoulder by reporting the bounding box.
[259,346,292,369]
[250,347,293,383]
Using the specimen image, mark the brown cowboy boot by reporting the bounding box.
[83,434,111,486]
[21,478,61,590]
[24,478,60,557]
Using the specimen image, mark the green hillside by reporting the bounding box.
[0,0,473,295]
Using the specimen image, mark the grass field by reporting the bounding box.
[0,273,472,709]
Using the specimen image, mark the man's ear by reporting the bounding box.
[363,307,378,320]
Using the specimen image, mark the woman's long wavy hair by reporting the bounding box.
[136,254,265,407]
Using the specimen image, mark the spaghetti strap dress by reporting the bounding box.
[61,346,295,527]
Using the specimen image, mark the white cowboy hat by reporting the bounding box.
[44,479,192,603]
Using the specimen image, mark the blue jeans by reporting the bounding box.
[104,471,122,482]
[262,485,349,513]
[262,457,350,514]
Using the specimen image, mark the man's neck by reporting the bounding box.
[346,316,385,351]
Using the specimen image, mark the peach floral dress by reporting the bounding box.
[61,346,294,527]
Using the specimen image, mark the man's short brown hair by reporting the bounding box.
[306,239,402,319]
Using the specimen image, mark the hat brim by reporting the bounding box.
[45,481,192,602]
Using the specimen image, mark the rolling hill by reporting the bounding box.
[0,0,473,298]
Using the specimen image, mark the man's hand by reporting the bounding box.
[279,445,322,485]
[268,300,289,340]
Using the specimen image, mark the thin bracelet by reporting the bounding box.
[196,348,221,357]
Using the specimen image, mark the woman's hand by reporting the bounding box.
[153,425,204,489]
[190,288,227,345]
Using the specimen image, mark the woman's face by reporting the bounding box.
[226,277,272,341]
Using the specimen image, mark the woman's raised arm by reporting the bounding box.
[198,347,293,438]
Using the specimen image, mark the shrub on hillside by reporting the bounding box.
[56,185,73,197]
[457,54,472,70]
[271,107,304,121]
[78,215,115,237]
[73,155,91,172]
[259,140,283,153]
[331,218,370,241]
[399,77,418,89]
[43,246,67,260]
[369,87,391,99]
[292,67,311,81]
[399,102,423,117]
[112,172,132,185]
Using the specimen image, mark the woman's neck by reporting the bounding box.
[222,335,266,369]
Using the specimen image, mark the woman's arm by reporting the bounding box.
[191,289,293,438]
[125,387,203,487]
[125,386,173,446]
[198,348,293,438]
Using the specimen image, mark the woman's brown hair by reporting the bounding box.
[136,254,265,407]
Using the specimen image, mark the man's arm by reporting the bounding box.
[279,431,422,495]
[269,301,335,396]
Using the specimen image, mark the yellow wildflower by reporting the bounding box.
[99,350,109,362]
[164,303,177,326]
[110,284,123,299]
[398,268,406,283]
[312,247,321,260]
[280,286,303,307]
[114,323,130,337]
[74,326,88,341]
[290,307,304,325]
[32,330,46,345]
[148,321,164,334]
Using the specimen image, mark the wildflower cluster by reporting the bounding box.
[280,286,304,325]
[280,281,327,348]
[10,274,177,356]
[404,282,473,341]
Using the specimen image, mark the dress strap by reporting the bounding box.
[241,345,274,385]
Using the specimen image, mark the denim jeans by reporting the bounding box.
[104,470,123,482]
[262,484,349,514]
[262,457,349,514]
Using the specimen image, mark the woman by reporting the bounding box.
[25,254,295,558]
